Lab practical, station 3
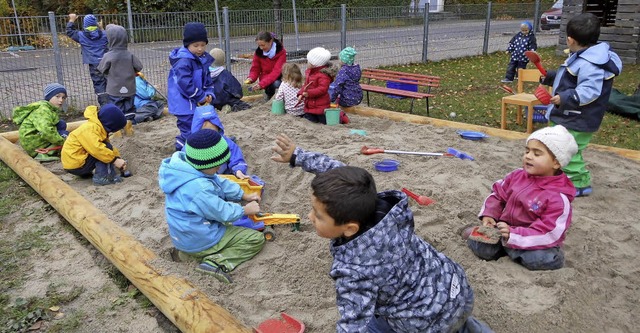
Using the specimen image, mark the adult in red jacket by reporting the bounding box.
[245,32,286,100]
[299,47,334,124]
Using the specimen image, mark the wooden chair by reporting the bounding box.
[501,68,549,133]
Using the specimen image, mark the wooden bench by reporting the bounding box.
[360,68,440,116]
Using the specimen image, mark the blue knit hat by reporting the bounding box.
[83,14,98,29]
[185,129,230,170]
[98,104,127,133]
[183,22,208,47]
[521,21,533,32]
[339,47,357,65]
[43,83,67,101]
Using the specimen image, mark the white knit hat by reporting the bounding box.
[307,47,331,67]
[526,125,578,168]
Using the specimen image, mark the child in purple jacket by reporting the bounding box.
[330,47,363,107]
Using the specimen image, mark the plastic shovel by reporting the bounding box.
[360,146,454,158]
[525,50,547,76]
[401,188,435,206]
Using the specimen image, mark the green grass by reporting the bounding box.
[365,46,640,151]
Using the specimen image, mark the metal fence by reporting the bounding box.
[0,2,559,118]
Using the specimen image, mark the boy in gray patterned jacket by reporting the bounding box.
[272,133,492,333]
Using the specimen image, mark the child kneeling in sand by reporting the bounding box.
[159,129,265,284]
[61,104,128,185]
[464,125,578,270]
[271,133,491,332]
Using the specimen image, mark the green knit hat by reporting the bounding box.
[184,129,230,170]
[339,47,357,65]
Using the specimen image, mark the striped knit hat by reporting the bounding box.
[43,83,67,101]
[185,129,230,170]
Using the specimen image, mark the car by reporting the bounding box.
[540,0,563,30]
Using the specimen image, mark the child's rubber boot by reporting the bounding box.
[34,153,60,163]
[575,186,592,197]
[92,175,122,186]
[196,262,233,284]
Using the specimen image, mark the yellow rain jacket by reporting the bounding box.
[61,106,120,170]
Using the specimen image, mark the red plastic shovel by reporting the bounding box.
[401,188,435,206]
[525,50,547,76]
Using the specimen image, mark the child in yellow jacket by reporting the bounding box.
[61,104,128,186]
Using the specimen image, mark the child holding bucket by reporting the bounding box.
[273,63,304,117]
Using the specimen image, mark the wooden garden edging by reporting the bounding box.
[0,135,252,333]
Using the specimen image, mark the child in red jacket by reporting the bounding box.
[298,47,341,125]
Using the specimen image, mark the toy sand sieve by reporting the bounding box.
[373,159,400,172]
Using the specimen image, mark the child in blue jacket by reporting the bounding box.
[167,22,215,151]
[330,47,363,108]
[159,129,264,284]
[209,48,252,112]
[133,73,165,123]
[190,106,249,179]
[541,13,622,197]
[66,13,108,105]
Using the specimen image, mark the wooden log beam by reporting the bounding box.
[343,105,640,163]
[0,136,252,333]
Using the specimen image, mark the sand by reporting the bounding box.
[29,100,640,332]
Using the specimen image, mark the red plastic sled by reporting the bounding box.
[255,312,305,333]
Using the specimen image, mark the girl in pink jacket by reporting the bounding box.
[466,125,578,270]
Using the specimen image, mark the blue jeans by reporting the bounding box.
[64,142,115,178]
[467,239,564,271]
[504,60,528,81]
[108,95,136,121]
[264,79,281,99]
[89,64,108,106]
[367,315,493,333]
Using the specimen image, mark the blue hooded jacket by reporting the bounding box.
[158,151,245,253]
[543,42,622,132]
[292,148,474,332]
[65,15,108,65]
[187,106,248,176]
[134,76,155,109]
[167,47,214,115]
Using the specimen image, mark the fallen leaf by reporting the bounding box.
[54,312,65,320]
[28,321,43,331]
[49,306,60,312]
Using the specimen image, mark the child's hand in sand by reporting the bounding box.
[243,201,260,215]
[114,158,126,170]
[496,222,510,241]
[242,192,260,202]
[271,133,296,163]
[481,216,497,227]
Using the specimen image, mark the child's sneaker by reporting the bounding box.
[92,175,123,186]
[501,79,513,83]
[196,262,233,284]
[34,153,60,162]
[575,186,592,197]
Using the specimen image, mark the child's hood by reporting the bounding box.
[330,190,412,266]
[83,105,103,126]
[191,106,225,135]
[12,101,54,125]
[320,62,338,80]
[169,46,214,67]
[340,63,362,81]
[158,151,215,194]
[105,24,128,50]
[577,42,622,76]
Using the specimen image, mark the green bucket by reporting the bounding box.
[271,99,285,115]
[324,108,341,126]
